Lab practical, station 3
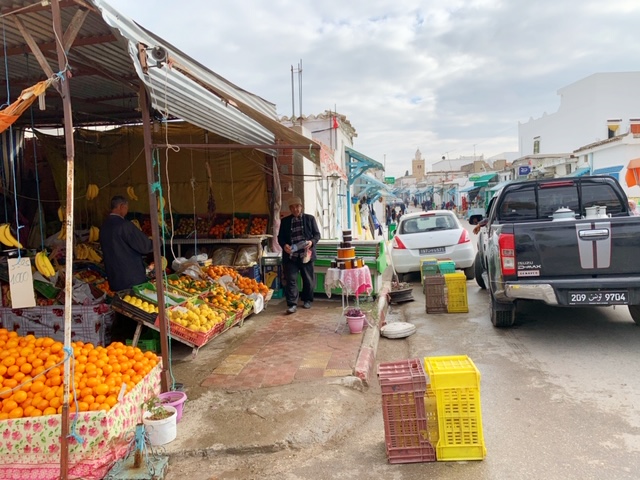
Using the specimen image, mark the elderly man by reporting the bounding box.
[277,197,321,314]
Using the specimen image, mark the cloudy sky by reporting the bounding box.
[107,0,640,177]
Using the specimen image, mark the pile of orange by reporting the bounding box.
[0,329,158,420]
[235,275,269,297]
[204,265,239,281]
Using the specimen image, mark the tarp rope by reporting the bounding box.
[26,53,45,250]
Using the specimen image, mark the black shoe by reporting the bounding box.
[286,305,297,314]
[303,301,311,309]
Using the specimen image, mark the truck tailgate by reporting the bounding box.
[513,217,640,278]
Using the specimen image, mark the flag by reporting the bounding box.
[332,116,339,129]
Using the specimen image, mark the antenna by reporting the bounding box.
[290,60,303,125]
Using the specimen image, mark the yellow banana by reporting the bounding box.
[35,252,47,277]
[87,246,102,263]
[42,251,56,277]
[89,226,99,243]
[86,183,99,200]
[127,186,139,201]
[0,224,22,249]
[57,206,65,222]
[58,225,66,240]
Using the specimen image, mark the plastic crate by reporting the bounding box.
[420,258,439,282]
[126,338,158,352]
[424,355,485,461]
[377,359,435,464]
[424,384,439,444]
[231,213,251,237]
[444,273,468,313]
[437,260,456,274]
[248,214,269,235]
[424,275,447,314]
[433,387,486,461]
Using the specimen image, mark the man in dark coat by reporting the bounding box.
[100,195,153,291]
[277,196,321,314]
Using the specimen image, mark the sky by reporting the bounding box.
[106,0,640,178]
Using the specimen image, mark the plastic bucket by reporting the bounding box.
[159,391,187,422]
[143,405,177,445]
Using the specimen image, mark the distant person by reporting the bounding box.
[629,200,640,216]
[277,197,321,314]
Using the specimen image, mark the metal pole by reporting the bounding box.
[50,1,75,478]
[139,83,171,393]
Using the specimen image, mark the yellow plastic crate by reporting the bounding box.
[434,387,486,461]
[424,355,485,461]
[424,384,439,444]
[424,355,480,390]
[443,273,468,313]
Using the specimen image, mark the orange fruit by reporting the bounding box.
[8,406,23,419]
[20,363,32,375]
[6,365,19,377]
[30,381,45,394]
[83,394,95,406]
[23,405,35,416]
[2,356,16,367]
[29,408,42,417]
[2,399,18,413]
[94,383,109,396]
[105,395,117,408]
[12,390,27,404]
[42,407,57,416]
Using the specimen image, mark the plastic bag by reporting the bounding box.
[234,245,259,266]
[211,247,236,265]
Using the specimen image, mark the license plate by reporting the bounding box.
[568,291,628,305]
[419,247,445,255]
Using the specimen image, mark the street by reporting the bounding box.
[162,217,640,480]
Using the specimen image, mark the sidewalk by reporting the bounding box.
[159,269,391,458]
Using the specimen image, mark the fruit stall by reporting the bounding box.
[111,265,272,357]
[0,330,162,480]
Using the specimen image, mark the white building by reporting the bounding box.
[519,72,640,156]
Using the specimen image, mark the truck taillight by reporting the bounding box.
[498,233,516,276]
[392,236,407,249]
[458,229,470,244]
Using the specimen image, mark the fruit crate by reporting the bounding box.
[111,290,157,324]
[230,213,251,238]
[377,359,436,464]
[424,355,485,461]
[133,282,189,306]
[420,258,439,282]
[424,275,447,314]
[173,214,211,239]
[437,260,456,274]
[126,338,158,352]
[208,214,232,239]
[444,272,468,313]
[248,214,269,235]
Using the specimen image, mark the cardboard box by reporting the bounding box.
[262,264,282,290]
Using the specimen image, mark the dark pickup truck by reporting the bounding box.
[475,175,640,327]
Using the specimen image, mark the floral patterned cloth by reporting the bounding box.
[0,363,161,480]
[324,266,373,299]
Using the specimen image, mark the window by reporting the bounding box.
[533,137,540,154]
[581,183,624,216]
[498,188,537,221]
[537,184,579,218]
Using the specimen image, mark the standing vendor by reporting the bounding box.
[101,195,153,291]
[278,196,321,314]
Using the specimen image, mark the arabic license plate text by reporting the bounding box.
[419,247,446,255]
[568,291,628,305]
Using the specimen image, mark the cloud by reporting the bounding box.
[107,0,640,176]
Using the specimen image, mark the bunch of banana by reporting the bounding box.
[57,205,65,222]
[88,225,100,242]
[0,224,23,249]
[75,243,103,263]
[127,186,139,201]
[57,224,67,240]
[86,183,99,200]
[35,251,55,277]
[131,219,142,230]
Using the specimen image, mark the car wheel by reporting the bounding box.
[474,252,486,289]
[490,295,516,328]
[629,305,640,325]
[463,264,475,280]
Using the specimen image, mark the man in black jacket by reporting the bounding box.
[277,197,321,314]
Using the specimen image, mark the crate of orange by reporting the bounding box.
[235,274,270,298]
[200,284,248,319]
[0,330,161,480]
[164,273,212,297]
[248,214,269,235]
[230,213,250,238]
[208,214,232,239]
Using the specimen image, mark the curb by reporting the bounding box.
[354,283,390,386]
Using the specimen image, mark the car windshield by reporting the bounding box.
[401,214,455,234]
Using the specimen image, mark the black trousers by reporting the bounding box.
[283,257,315,306]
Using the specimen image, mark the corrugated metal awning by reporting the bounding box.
[489,180,512,192]
[592,165,623,180]
[567,166,591,177]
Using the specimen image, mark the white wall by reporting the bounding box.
[519,72,640,156]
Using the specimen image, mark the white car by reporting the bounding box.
[390,210,476,280]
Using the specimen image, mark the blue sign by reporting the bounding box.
[518,166,531,176]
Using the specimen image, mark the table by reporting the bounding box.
[324,266,373,333]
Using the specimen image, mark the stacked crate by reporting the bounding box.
[377,359,436,464]
[443,272,468,313]
[424,275,447,313]
[423,355,486,461]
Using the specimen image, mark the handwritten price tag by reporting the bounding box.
[8,257,36,308]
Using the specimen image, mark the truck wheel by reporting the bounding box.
[629,305,640,325]
[490,296,515,328]
[463,264,475,280]
[474,252,486,289]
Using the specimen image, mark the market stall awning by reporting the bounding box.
[592,165,623,181]
[625,158,640,187]
[459,185,480,193]
[489,180,512,192]
[469,172,498,187]
[567,166,591,177]
[345,147,384,184]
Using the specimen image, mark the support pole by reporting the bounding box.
[139,84,171,393]
[50,1,75,478]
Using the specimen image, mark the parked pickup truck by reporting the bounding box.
[475,175,640,327]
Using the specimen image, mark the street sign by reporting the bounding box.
[518,166,531,176]
[384,176,395,185]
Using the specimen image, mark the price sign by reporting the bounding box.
[8,257,36,308]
